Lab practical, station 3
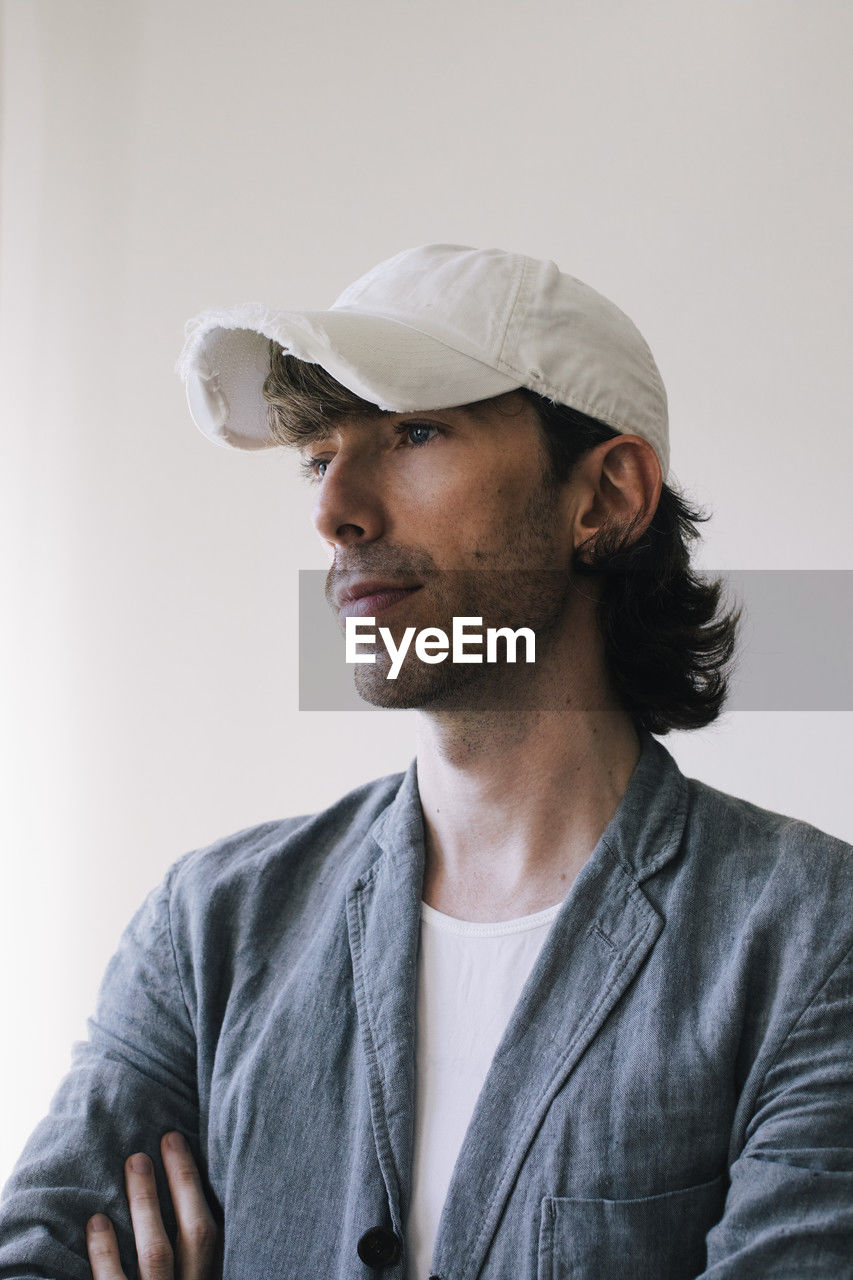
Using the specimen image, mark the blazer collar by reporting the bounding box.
[365,727,688,884]
[595,729,690,882]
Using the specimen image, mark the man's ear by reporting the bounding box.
[571,435,663,560]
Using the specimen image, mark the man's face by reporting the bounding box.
[301,392,579,709]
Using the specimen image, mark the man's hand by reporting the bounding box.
[86,1131,221,1280]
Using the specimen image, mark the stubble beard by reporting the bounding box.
[352,479,574,713]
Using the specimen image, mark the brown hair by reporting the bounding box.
[263,345,381,445]
[263,342,741,733]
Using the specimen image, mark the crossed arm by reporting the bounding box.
[85,1133,218,1280]
[2,849,850,1275]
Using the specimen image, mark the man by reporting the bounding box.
[1,244,850,1278]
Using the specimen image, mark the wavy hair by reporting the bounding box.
[531,395,741,734]
[263,342,741,734]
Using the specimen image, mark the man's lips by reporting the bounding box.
[336,582,423,619]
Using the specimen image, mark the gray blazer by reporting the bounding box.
[1,732,851,1278]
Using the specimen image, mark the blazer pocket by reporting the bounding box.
[538,1174,727,1280]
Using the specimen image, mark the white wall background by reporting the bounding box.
[1,0,850,1187]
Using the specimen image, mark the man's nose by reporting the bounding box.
[311,456,385,548]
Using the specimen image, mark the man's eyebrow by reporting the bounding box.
[296,430,334,450]
[294,412,411,448]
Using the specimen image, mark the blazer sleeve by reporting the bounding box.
[0,860,206,1280]
[701,942,853,1277]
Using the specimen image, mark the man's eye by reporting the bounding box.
[298,457,329,481]
[397,421,440,446]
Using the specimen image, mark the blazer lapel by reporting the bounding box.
[346,761,426,1239]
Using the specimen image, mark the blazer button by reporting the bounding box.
[357,1225,403,1269]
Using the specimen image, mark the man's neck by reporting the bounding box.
[415,705,641,923]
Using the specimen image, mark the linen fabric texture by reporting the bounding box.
[0,732,851,1278]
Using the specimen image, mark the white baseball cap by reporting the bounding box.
[177,243,670,480]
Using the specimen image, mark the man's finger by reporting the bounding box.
[86,1214,127,1280]
[160,1131,219,1280]
[124,1152,174,1280]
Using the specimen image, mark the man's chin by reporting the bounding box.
[351,661,539,713]
[352,663,447,710]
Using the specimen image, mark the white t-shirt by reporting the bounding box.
[406,897,565,1280]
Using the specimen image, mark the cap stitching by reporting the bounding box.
[521,371,667,464]
[495,255,529,368]
[500,371,664,444]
